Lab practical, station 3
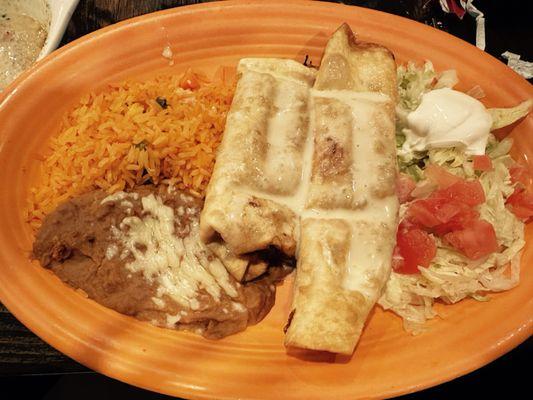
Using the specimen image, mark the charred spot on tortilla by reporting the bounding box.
[303,54,316,68]
[248,199,260,208]
[284,309,295,333]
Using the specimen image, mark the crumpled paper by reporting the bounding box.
[502,52,533,80]
[440,0,485,50]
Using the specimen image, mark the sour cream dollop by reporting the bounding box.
[403,88,493,155]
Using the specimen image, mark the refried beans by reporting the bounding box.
[32,185,291,339]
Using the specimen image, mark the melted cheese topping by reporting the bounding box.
[105,243,118,260]
[241,95,314,216]
[344,220,395,296]
[316,92,398,292]
[263,78,309,189]
[166,313,182,327]
[108,193,238,309]
[235,87,398,293]
[240,91,393,212]
[101,191,139,204]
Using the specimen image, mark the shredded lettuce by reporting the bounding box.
[434,69,458,90]
[395,61,436,157]
[380,145,524,332]
[395,61,460,179]
[402,163,425,182]
[397,61,438,113]
[380,62,527,333]
[398,149,427,180]
[486,135,513,158]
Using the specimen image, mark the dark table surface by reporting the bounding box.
[1,0,531,398]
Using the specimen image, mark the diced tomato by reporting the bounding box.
[179,69,201,90]
[443,219,499,260]
[506,187,533,221]
[396,173,417,203]
[397,219,416,232]
[431,180,485,206]
[410,179,438,199]
[399,162,500,261]
[432,200,462,223]
[407,197,479,234]
[406,198,446,228]
[394,228,437,274]
[473,155,493,172]
[432,202,479,235]
[424,164,462,189]
[509,164,531,187]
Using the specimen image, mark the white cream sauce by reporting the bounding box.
[242,90,394,212]
[301,197,397,222]
[343,218,396,297]
[238,86,399,292]
[263,77,308,189]
[307,90,398,292]
[247,93,315,216]
[317,90,392,200]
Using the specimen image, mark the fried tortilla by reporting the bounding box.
[284,24,399,355]
[200,58,318,279]
[200,24,399,353]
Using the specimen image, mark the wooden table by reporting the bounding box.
[1,0,531,398]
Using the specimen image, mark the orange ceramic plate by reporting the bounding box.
[0,1,531,399]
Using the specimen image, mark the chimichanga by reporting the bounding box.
[200,58,317,280]
[284,24,399,355]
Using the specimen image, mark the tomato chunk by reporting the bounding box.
[509,164,532,187]
[506,187,533,221]
[400,163,499,262]
[396,173,416,204]
[444,219,499,260]
[424,164,462,189]
[407,198,479,234]
[406,198,445,228]
[179,69,201,90]
[432,202,479,235]
[431,180,485,206]
[394,228,437,274]
[473,155,493,171]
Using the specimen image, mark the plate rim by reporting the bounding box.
[0,1,532,399]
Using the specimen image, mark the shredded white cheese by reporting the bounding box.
[108,192,238,309]
[162,45,173,59]
[152,297,165,308]
[101,191,138,204]
[165,313,182,327]
[105,244,118,260]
